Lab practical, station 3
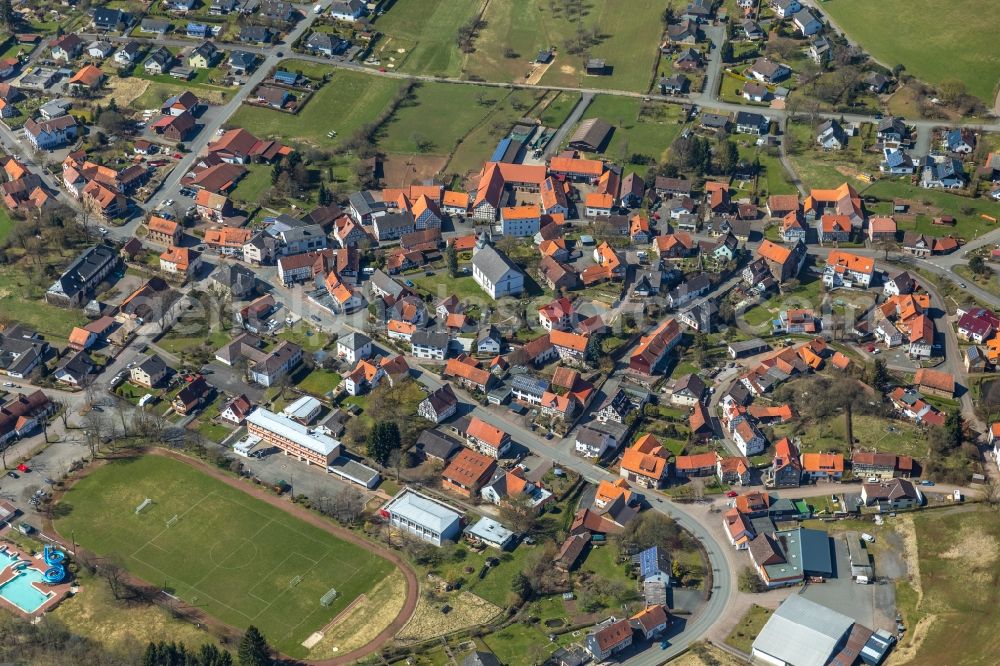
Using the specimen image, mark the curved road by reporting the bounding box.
[4,6,995,662]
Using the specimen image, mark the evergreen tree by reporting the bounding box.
[511,571,533,600]
[270,162,283,185]
[584,333,604,365]
[721,41,734,64]
[445,243,458,277]
[237,626,272,666]
[142,643,158,666]
[945,409,964,449]
[366,421,400,466]
[868,358,889,390]
[317,182,331,206]
[0,0,14,32]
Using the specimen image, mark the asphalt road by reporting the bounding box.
[1,7,996,662]
[408,364,732,665]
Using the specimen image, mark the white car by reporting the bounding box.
[163,199,174,208]
[98,226,108,234]
[861,533,875,543]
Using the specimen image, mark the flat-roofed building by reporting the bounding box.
[379,488,462,546]
[245,407,341,468]
[846,535,873,583]
[752,595,857,666]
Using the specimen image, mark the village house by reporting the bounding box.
[442,448,497,498]
[861,479,922,512]
[619,434,670,488]
[800,452,844,481]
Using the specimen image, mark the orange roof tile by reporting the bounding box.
[387,319,416,335]
[869,216,896,233]
[757,239,792,264]
[620,434,669,479]
[147,215,179,236]
[914,368,955,394]
[595,478,633,505]
[539,238,568,256]
[68,327,92,348]
[548,156,604,177]
[584,192,613,209]
[821,214,852,233]
[466,416,506,447]
[550,329,589,352]
[443,190,469,208]
[444,357,491,386]
[826,250,874,275]
[69,64,104,86]
[674,451,717,471]
[830,352,851,370]
[500,204,540,220]
[160,246,192,271]
[801,452,844,473]
[629,213,650,236]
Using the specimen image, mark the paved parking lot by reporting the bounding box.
[800,533,895,632]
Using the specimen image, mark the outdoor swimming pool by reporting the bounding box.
[0,547,53,613]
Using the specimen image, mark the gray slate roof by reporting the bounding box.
[472,244,522,284]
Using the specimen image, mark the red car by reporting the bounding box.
[16,463,29,472]
[725,490,738,498]
[378,67,386,73]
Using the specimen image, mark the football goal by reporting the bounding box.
[135,498,153,515]
[289,575,303,589]
[165,514,179,528]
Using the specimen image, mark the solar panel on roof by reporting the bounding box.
[638,546,663,578]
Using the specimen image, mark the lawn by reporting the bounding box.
[444,88,549,176]
[483,622,559,665]
[412,273,488,302]
[0,207,15,245]
[463,0,666,93]
[229,70,403,149]
[861,180,1000,240]
[724,604,773,654]
[229,164,273,206]
[538,91,583,128]
[754,150,799,197]
[130,78,230,110]
[55,455,398,659]
[785,120,880,190]
[772,414,926,458]
[819,0,1000,103]
[54,564,219,652]
[954,265,1000,299]
[578,543,633,589]
[741,274,827,329]
[895,506,1000,664]
[574,95,687,166]
[372,0,481,78]
[157,326,232,355]
[296,368,342,397]
[0,261,87,345]
[378,83,511,156]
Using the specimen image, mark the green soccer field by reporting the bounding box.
[55,456,396,658]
